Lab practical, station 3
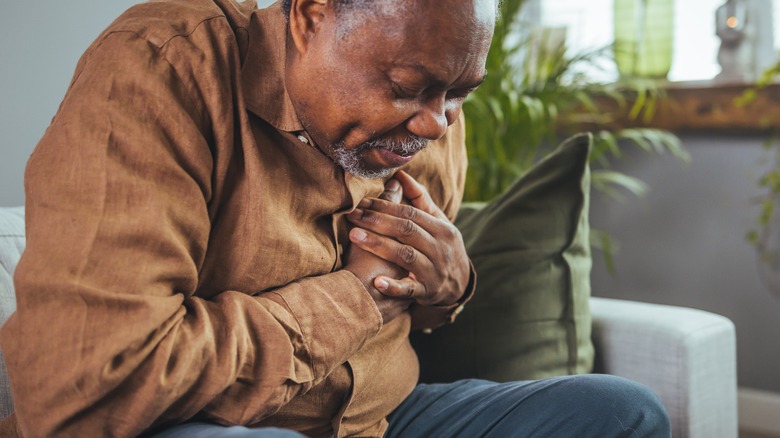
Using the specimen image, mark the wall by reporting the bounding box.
[1,1,137,206]
[0,0,272,207]
[590,134,780,394]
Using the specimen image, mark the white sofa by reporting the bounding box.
[0,206,738,437]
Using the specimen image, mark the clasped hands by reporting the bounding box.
[344,170,470,324]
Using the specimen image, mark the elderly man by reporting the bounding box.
[0,0,670,436]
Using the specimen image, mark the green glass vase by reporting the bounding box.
[613,0,675,79]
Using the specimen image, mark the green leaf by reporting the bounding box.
[590,229,620,275]
[746,229,760,245]
[592,170,649,200]
[461,0,687,234]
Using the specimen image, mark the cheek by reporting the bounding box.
[332,92,412,147]
[305,62,412,146]
[298,83,353,144]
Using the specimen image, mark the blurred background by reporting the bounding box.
[1,0,779,436]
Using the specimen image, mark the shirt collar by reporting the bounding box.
[241,2,304,133]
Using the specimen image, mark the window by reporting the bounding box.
[528,0,780,82]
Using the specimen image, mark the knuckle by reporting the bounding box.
[398,219,416,237]
[398,245,417,265]
[362,210,380,225]
[406,282,415,298]
[441,222,458,240]
[454,226,463,239]
[401,204,417,220]
[443,221,456,235]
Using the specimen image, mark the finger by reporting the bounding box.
[394,170,448,220]
[349,227,434,275]
[349,198,450,241]
[347,206,435,252]
[375,276,431,303]
[377,178,402,204]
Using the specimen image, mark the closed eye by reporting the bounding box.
[391,82,424,99]
[446,86,479,100]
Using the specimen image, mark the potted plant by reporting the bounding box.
[462,0,690,270]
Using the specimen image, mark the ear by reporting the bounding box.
[289,0,329,55]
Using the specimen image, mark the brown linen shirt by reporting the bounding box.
[0,1,473,437]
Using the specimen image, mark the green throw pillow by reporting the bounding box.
[411,133,594,382]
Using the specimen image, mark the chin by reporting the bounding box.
[332,142,397,179]
[346,165,396,180]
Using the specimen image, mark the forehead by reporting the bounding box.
[338,0,495,82]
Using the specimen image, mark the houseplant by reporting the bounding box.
[462,0,690,269]
[740,59,780,291]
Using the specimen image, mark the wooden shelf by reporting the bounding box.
[617,82,780,134]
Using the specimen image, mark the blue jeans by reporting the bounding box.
[153,374,671,437]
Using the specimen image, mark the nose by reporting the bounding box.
[405,95,461,141]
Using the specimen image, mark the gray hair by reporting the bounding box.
[280,0,375,21]
[280,1,501,25]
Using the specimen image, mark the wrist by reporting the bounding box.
[411,259,477,332]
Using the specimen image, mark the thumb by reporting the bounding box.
[378,178,403,204]
[375,275,427,301]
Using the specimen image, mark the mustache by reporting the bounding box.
[358,134,430,156]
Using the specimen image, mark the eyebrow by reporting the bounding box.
[398,63,488,91]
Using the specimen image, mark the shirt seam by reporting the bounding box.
[102,27,218,136]
[267,290,319,380]
[156,14,231,49]
[63,29,207,131]
[78,14,240,130]
[155,15,250,137]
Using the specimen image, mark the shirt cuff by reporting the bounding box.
[409,259,477,333]
[265,270,383,381]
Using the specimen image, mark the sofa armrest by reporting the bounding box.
[0,206,25,421]
[590,296,737,438]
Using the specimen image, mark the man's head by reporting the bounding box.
[282,0,496,179]
[281,0,374,21]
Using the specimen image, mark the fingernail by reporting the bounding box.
[386,179,400,191]
[358,198,371,208]
[348,208,364,219]
[351,228,367,241]
[375,278,389,290]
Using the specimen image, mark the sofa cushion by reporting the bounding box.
[411,134,594,382]
[0,206,24,420]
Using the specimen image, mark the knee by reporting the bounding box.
[568,374,671,437]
